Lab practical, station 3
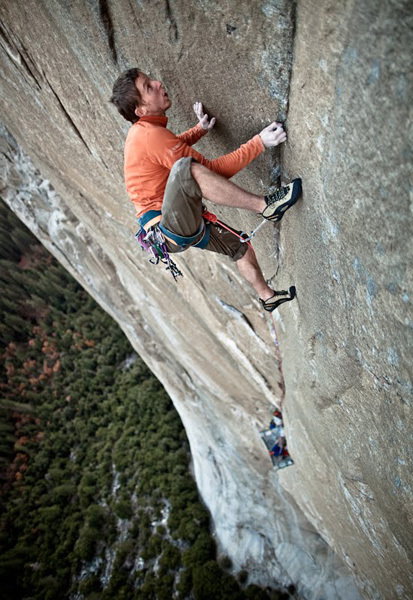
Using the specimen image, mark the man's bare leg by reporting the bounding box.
[236,247,274,300]
[191,162,266,213]
[191,164,275,300]
[191,163,296,306]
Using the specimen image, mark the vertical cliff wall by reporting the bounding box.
[279,2,412,597]
[0,1,411,598]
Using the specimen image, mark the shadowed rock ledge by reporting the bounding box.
[0,1,411,598]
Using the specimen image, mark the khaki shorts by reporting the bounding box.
[160,157,249,262]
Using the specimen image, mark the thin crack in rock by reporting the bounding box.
[0,22,43,90]
[165,0,179,43]
[44,74,92,155]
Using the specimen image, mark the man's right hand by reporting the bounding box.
[259,122,287,148]
[193,102,216,131]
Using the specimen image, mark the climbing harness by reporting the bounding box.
[135,207,268,280]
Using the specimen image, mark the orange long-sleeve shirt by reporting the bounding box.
[124,115,265,219]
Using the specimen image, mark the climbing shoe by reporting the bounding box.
[262,178,302,222]
[260,286,296,312]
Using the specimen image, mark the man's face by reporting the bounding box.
[135,73,171,117]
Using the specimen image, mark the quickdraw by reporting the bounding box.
[239,218,269,243]
[135,225,183,281]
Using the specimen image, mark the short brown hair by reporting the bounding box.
[110,68,143,123]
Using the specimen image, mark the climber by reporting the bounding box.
[110,68,302,312]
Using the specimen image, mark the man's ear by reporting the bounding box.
[135,104,147,118]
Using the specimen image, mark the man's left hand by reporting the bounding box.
[193,102,216,131]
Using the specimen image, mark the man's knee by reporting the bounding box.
[236,245,256,264]
[170,157,190,178]
[167,158,201,198]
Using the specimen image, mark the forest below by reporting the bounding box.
[0,201,292,600]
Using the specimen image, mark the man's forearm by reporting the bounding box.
[176,123,208,146]
[207,134,265,178]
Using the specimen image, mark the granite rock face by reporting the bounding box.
[0,1,411,598]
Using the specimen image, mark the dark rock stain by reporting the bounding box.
[126,0,143,31]
[165,0,179,43]
[98,0,118,64]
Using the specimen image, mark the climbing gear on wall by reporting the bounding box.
[135,225,183,281]
[260,409,294,470]
[260,286,296,312]
[262,178,302,222]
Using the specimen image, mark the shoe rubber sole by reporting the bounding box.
[262,286,296,312]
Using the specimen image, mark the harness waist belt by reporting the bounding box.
[138,210,162,228]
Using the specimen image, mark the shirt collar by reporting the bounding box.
[138,115,168,126]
